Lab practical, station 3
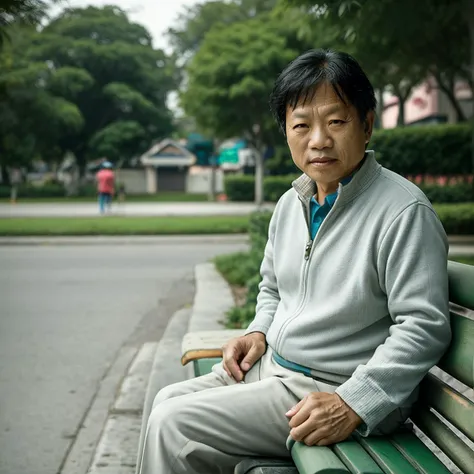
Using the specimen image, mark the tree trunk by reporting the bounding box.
[432,70,467,122]
[0,164,9,186]
[254,149,264,207]
[375,88,385,129]
[395,93,406,126]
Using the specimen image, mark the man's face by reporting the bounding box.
[285,83,373,190]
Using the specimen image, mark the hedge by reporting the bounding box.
[0,183,66,198]
[371,124,472,175]
[225,174,474,204]
[264,123,472,177]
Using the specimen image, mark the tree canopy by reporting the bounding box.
[0,5,176,177]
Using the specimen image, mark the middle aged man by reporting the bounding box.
[138,49,451,474]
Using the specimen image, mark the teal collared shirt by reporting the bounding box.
[310,175,353,240]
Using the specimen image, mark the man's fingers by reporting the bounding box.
[285,396,307,417]
[289,416,320,442]
[301,427,332,446]
[288,400,312,428]
[222,344,244,382]
[240,344,262,371]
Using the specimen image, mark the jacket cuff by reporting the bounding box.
[245,323,270,336]
[335,375,396,436]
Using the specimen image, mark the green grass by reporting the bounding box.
[450,256,474,266]
[0,215,249,236]
[0,192,209,203]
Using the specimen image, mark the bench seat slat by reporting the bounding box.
[288,440,349,474]
[419,374,474,442]
[390,432,451,474]
[411,407,474,474]
[356,436,419,474]
[332,439,384,473]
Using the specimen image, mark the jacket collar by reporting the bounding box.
[292,150,381,207]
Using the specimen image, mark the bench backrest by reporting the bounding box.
[412,261,474,474]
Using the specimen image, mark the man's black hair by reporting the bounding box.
[270,49,377,134]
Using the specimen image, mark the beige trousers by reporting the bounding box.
[138,348,407,474]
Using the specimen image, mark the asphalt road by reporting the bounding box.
[0,239,247,474]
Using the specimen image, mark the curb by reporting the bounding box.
[134,262,235,473]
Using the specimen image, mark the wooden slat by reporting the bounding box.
[181,329,246,365]
[288,440,349,474]
[182,349,223,366]
[438,312,474,388]
[448,261,474,310]
[419,374,474,442]
[356,436,419,474]
[332,439,384,474]
[412,407,474,474]
[390,432,451,474]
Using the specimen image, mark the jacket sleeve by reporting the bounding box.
[245,207,281,336]
[336,202,451,435]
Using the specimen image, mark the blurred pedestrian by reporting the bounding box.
[9,167,22,204]
[95,161,115,214]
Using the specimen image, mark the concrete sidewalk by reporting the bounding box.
[0,202,275,218]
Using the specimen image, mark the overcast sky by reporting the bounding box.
[51,0,207,52]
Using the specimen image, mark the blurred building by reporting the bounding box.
[382,78,473,128]
[140,139,196,193]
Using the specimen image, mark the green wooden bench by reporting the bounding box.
[180,261,474,474]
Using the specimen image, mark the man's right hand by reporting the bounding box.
[222,332,267,382]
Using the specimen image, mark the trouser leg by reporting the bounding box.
[139,349,319,474]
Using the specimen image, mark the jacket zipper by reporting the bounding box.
[274,191,341,353]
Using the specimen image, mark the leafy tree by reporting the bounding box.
[0,26,83,182]
[181,13,307,204]
[27,5,176,174]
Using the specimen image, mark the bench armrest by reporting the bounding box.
[181,329,246,365]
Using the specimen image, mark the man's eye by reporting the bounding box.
[330,120,345,125]
[294,123,307,129]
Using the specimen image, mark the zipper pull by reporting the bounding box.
[304,240,313,260]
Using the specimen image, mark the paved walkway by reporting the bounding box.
[0,202,274,217]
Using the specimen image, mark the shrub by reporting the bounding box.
[224,175,297,202]
[260,124,472,178]
[434,203,474,234]
[371,124,472,175]
[224,175,255,201]
[420,183,474,203]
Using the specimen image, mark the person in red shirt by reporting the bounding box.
[96,161,115,214]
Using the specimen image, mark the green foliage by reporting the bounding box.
[214,252,256,286]
[224,175,255,201]
[0,5,176,173]
[181,12,308,150]
[225,174,297,202]
[0,183,66,198]
[421,183,474,204]
[434,204,474,234]
[372,124,472,175]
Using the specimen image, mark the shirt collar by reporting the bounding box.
[292,151,375,204]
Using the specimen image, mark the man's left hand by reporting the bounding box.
[286,392,363,446]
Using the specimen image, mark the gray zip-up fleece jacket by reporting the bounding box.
[246,151,451,435]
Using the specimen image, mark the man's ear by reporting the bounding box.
[364,110,375,143]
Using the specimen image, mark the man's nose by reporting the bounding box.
[308,126,331,149]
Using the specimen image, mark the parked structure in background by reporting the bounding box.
[382,78,473,128]
[140,139,196,193]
